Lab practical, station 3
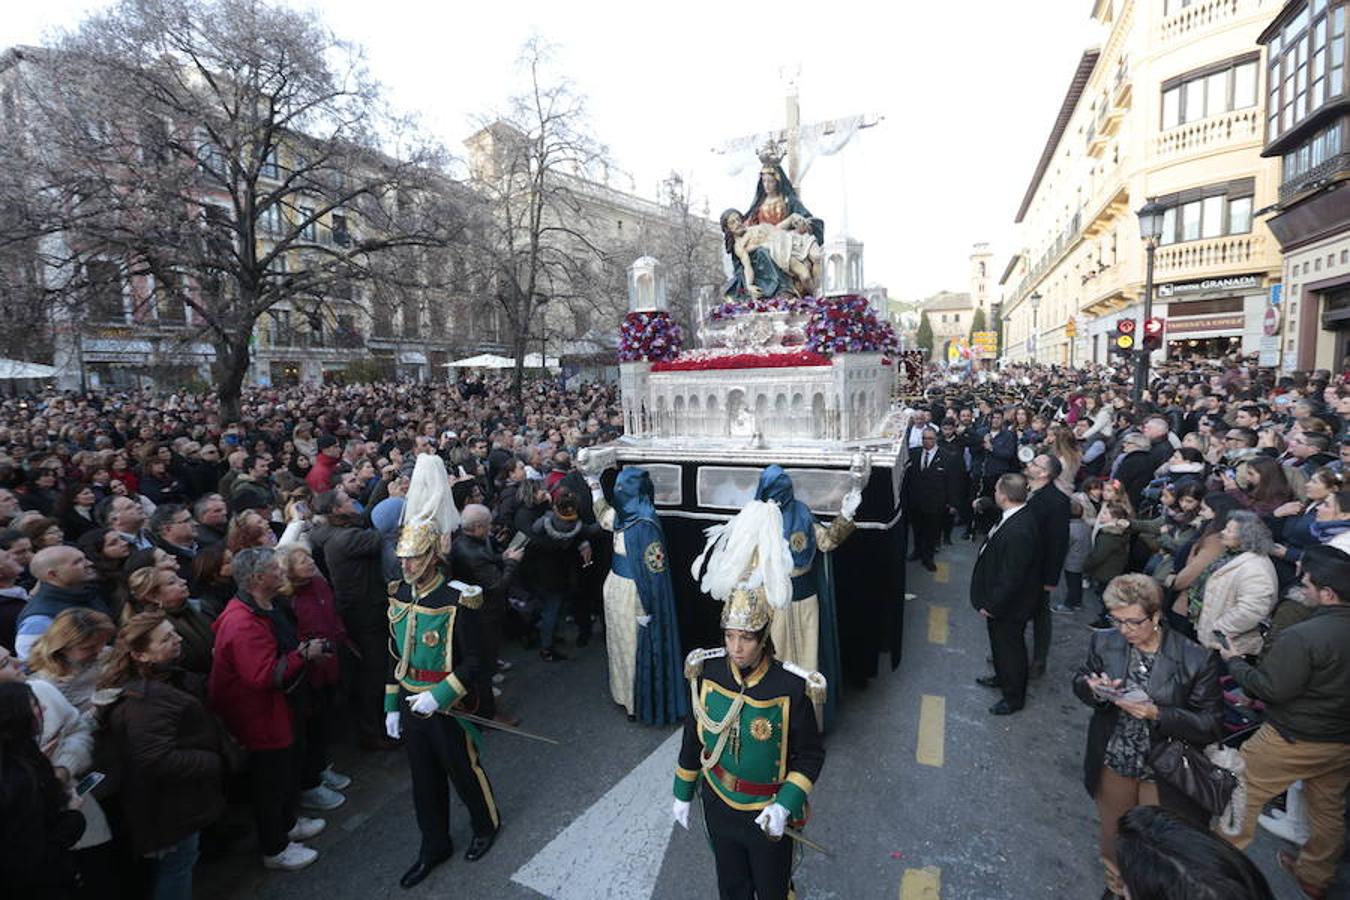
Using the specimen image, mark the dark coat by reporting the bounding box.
[1227,604,1350,743]
[1072,626,1223,801]
[1025,484,1071,589]
[0,748,83,896]
[450,532,518,605]
[310,519,386,633]
[526,512,594,596]
[102,673,226,855]
[981,427,1019,479]
[1115,450,1157,511]
[904,446,963,515]
[970,506,1042,621]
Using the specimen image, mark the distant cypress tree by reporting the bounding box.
[916,311,934,357]
[968,306,987,342]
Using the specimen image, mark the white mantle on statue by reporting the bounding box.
[619,353,891,444]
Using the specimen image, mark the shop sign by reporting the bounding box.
[1156,274,1262,298]
[1166,313,1246,335]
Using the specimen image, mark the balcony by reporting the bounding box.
[1153,233,1267,279]
[1086,121,1108,158]
[1098,92,1126,138]
[1155,107,1261,160]
[265,327,365,350]
[1279,152,1350,203]
[1081,185,1131,239]
[1112,63,1132,110]
[1159,0,1247,46]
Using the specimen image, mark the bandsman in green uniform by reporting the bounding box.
[384,455,500,889]
[675,500,827,900]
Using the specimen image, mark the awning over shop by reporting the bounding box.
[0,359,58,379]
[445,353,516,369]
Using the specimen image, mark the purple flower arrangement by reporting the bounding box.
[705,295,820,322]
[804,295,900,356]
[617,310,683,362]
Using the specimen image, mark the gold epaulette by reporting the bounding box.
[684,647,726,680]
[781,660,828,705]
[456,584,484,610]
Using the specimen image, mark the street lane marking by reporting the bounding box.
[927,605,949,645]
[933,561,949,583]
[916,695,945,767]
[511,729,682,900]
[900,865,941,899]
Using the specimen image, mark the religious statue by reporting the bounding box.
[720,143,826,303]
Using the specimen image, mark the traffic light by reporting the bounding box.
[1116,317,1137,336]
[1142,316,1165,351]
[1110,328,1135,358]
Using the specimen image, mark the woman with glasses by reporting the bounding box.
[1073,574,1223,900]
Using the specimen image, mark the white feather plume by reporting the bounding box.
[691,500,793,609]
[400,454,460,535]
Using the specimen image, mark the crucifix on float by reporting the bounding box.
[712,66,883,187]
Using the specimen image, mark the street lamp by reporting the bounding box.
[1134,198,1165,404]
[1028,291,1042,363]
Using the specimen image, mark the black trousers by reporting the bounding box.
[247,747,297,857]
[986,616,1029,709]
[296,685,337,791]
[400,701,500,861]
[1031,587,1052,670]
[909,508,942,564]
[476,595,505,719]
[700,782,793,900]
[347,627,388,740]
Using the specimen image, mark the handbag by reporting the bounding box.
[1147,736,1237,816]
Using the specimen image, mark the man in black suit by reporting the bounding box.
[904,427,961,572]
[1023,453,1071,679]
[971,473,1042,715]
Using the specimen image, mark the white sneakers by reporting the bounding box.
[287,816,327,841]
[299,785,346,811]
[320,766,352,791]
[263,841,319,871]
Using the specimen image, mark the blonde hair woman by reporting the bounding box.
[126,567,214,675]
[26,607,117,712]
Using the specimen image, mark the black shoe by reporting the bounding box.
[539,649,568,662]
[1029,662,1046,679]
[400,850,452,889]
[922,559,937,572]
[464,829,498,862]
[989,700,1023,716]
[976,675,1001,689]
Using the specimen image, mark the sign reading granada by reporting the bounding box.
[1156,274,1262,298]
[971,331,998,359]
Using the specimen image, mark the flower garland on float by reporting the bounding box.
[617,310,683,362]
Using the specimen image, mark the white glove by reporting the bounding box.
[840,488,862,521]
[407,691,440,717]
[384,711,402,740]
[637,614,653,627]
[754,802,789,838]
[672,798,691,829]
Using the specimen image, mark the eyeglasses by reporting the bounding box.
[1107,614,1153,630]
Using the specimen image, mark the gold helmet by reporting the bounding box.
[719,583,773,632]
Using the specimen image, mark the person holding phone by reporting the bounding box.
[1072,574,1223,900]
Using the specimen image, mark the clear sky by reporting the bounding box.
[3,0,1100,302]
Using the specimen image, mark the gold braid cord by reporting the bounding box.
[691,677,747,773]
[388,599,415,682]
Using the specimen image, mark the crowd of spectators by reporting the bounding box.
[0,374,620,896]
[910,353,1350,899]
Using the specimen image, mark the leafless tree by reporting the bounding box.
[461,38,612,401]
[0,0,457,418]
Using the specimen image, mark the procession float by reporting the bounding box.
[580,143,910,704]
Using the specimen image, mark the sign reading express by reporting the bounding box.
[1166,314,1246,335]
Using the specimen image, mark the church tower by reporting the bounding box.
[969,242,993,316]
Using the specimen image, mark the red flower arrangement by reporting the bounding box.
[804,295,899,356]
[618,310,683,362]
[651,349,830,372]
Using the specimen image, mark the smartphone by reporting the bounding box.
[1211,630,1231,650]
[75,771,105,797]
[507,531,530,553]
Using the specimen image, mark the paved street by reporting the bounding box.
[199,538,1330,899]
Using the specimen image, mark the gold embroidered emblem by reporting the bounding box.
[789,531,808,553]
[643,542,667,573]
[421,630,440,647]
[749,716,773,741]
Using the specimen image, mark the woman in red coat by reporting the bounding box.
[208,547,332,872]
[278,544,352,810]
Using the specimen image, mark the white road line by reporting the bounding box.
[511,728,683,899]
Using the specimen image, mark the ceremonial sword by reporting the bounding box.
[450,710,561,745]
[779,828,831,857]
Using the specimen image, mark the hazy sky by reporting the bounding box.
[4,1,1100,301]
